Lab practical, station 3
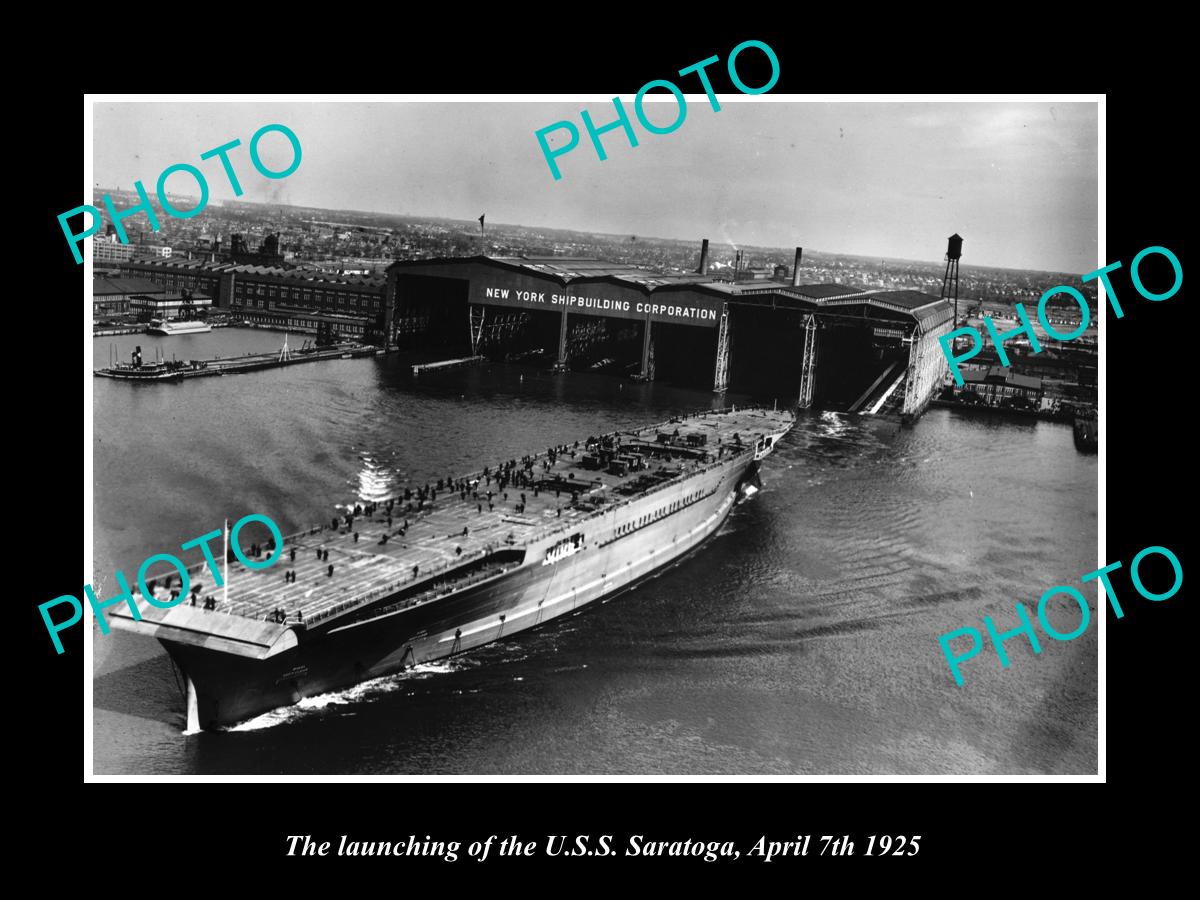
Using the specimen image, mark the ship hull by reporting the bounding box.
[1073,416,1097,453]
[147,322,212,335]
[95,368,183,381]
[165,454,762,729]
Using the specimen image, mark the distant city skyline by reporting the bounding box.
[92,100,1099,273]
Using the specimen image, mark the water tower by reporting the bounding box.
[940,233,963,324]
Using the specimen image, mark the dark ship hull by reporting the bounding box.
[171,457,756,728]
[110,407,795,730]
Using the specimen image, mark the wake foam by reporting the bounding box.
[223,661,463,731]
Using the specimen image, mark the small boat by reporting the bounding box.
[95,344,184,381]
[96,362,184,381]
[147,318,212,335]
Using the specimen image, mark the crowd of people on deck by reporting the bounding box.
[189,440,617,624]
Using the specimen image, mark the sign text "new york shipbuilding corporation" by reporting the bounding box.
[475,286,722,327]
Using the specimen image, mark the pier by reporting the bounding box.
[92,324,148,337]
[95,342,383,381]
[92,321,231,338]
[411,355,486,376]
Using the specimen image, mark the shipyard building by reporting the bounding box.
[113,238,955,421]
[117,257,390,342]
[388,242,954,422]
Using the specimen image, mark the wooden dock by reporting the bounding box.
[179,344,381,379]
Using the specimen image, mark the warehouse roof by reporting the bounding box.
[860,290,944,310]
[228,264,387,289]
[962,366,1043,390]
[486,256,696,286]
[784,283,872,300]
[723,282,871,300]
[130,292,212,303]
[122,258,234,273]
[92,276,165,296]
[808,288,952,330]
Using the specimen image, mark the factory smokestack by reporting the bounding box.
[698,238,710,276]
[792,247,803,287]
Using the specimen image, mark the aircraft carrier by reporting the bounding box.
[110,405,795,730]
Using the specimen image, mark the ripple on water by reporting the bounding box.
[93,344,1097,774]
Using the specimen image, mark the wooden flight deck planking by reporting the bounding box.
[139,408,788,628]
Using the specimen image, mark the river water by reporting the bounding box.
[92,328,1098,775]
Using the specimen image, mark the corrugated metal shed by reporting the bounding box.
[390,255,954,329]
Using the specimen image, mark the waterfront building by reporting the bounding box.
[954,365,1044,408]
[93,276,166,320]
[129,292,213,319]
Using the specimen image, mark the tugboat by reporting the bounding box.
[1073,407,1098,453]
[95,345,184,381]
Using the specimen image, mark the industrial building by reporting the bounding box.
[223,265,388,341]
[93,234,171,263]
[225,265,386,318]
[129,292,213,320]
[116,258,389,340]
[93,240,134,263]
[387,240,954,422]
[119,258,235,305]
[952,366,1045,408]
[236,305,376,341]
[92,276,165,320]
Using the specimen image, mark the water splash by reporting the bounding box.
[222,661,465,731]
[355,455,400,502]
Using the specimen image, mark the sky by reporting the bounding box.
[93,100,1098,273]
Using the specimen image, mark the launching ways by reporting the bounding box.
[700,286,954,422]
[847,360,905,415]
